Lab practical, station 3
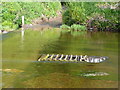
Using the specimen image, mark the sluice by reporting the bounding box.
[38,54,108,63]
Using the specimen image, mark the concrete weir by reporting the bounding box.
[38,54,108,63]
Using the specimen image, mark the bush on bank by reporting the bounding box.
[71,24,87,31]
[1,2,61,31]
[60,24,70,29]
[62,2,119,31]
[60,24,87,31]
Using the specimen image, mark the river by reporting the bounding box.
[2,29,118,88]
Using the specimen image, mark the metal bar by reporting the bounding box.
[60,55,65,61]
[80,55,82,61]
[59,54,64,61]
[56,55,61,60]
[84,55,87,59]
[38,54,45,61]
[62,55,66,61]
[77,56,80,62]
[67,55,71,60]
[64,55,68,61]
[74,55,78,62]
[83,55,88,62]
[80,55,85,62]
[49,54,54,61]
[43,54,50,61]
[38,54,43,61]
[38,58,41,61]
[54,54,59,61]
[69,55,73,61]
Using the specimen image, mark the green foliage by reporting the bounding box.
[60,24,87,31]
[62,9,75,26]
[60,24,70,29]
[62,2,87,26]
[71,24,87,31]
[42,2,61,18]
[2,2,61,31]
[2,21,18,30]
[63,2,119,31]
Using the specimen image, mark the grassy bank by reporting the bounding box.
[1,2,119,32]
[1,2,61,31]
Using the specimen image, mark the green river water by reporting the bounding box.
[2,29,118,88]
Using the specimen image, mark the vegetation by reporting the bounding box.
[62,2,119,31]
[1,2,61,31]
[60,24,70,29]
[1,2,119,32]
[60,24,87,31]
[62,2,87,26]
[71,24,86,31]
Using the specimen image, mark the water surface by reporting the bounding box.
[2,29,118,88]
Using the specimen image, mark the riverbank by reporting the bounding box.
[0,30,13,34]
[22,11,62,31]
[0,11,62,34]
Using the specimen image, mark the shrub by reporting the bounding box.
[63,2,119,31]
[62,2,87,26]
[2,2,61,30]
[71,24,87,31]
[60,24,70,29]
[2,21,18,30]
[60,24,87,31]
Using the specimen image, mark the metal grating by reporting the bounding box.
[37,54,108,63]
[38,54,87,62]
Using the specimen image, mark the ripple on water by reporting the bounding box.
[80,72,109,77]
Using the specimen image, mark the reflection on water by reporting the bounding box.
[2,29,118,88]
